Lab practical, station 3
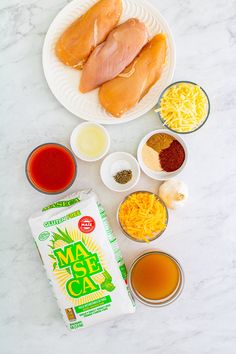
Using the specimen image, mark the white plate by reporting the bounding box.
[43,0,175,124]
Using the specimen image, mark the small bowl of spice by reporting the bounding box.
[137,129,187,180]
[100,152,140,192]
[155,81,210,134]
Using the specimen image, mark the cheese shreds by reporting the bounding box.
[118,192,167,242]
[156,83,208,132]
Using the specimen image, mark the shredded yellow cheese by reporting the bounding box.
[156,83,208,132]
[118,192,167,242]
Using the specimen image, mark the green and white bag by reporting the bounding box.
[29,189,135,330]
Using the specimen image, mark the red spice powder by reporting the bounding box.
[159,140,185,172]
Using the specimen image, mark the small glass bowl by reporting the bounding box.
[155,80,210,134]
[128,251,184,307]
[117,191,168,243]
[25,143,77,195]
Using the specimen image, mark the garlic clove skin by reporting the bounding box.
[158,179,188,209]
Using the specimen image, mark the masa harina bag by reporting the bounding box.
[29,189,135,330]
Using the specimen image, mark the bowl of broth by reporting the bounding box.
[128,251,184,306]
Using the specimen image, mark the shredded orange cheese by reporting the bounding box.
[118,192,167,242]
[156,83,208,132]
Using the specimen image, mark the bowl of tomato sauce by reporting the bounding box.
[25,143,77,194]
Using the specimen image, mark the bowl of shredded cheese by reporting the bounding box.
[117,191,168,242]
[155,81,210,134]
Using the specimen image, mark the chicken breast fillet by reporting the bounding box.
[55,0,122,69]
[79,18,148,93]
[98,34,167,117]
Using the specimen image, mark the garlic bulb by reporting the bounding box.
[159,179,188,209]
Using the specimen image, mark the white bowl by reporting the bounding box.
[137,129,188,180]
[100,152,140,192]
[70,122,110,162]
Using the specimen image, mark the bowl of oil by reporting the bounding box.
[70,122,110,162]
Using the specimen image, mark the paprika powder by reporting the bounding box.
[159,140,185,172]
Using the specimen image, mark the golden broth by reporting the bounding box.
[131,252,180,300]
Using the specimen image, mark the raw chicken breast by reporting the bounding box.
[99,34,167,117]
[55,0,122,69]
[79,19,148,92]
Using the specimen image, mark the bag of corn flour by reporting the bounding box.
[29,189,135,330]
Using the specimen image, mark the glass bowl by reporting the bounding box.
[155,80,210,134]
[117,191,168,243]
[25,143,77,195]
[128,251,184,307]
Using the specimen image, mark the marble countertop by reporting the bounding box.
[1,0,236,353]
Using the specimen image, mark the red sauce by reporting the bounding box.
[26,144,76,193]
